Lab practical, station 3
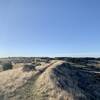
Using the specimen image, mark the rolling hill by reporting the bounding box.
[0,61,100,100]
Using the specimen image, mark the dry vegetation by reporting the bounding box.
[0,59,100,100]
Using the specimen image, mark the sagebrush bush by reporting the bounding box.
[23,64,35,72]
[3,63,13,71]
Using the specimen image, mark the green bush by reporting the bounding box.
[3,63,13,71]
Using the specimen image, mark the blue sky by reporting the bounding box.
[0,0,100,57]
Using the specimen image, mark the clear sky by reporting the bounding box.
[0,0,100,57]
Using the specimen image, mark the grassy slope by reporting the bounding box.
[31,61,100,100]
[0,61,100,100]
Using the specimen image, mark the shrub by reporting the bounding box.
[3,63,13,71]
[23,64,35,72]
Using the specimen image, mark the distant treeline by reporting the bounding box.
[0,57,100,65]
[54,57,100,65]
[54,57,100,60]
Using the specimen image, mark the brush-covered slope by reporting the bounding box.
[33,61,100,100]
[0,61,100,100]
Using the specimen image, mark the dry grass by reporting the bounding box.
[33,61,86,100]
[0,67,35,100]
[0,60,100,100]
